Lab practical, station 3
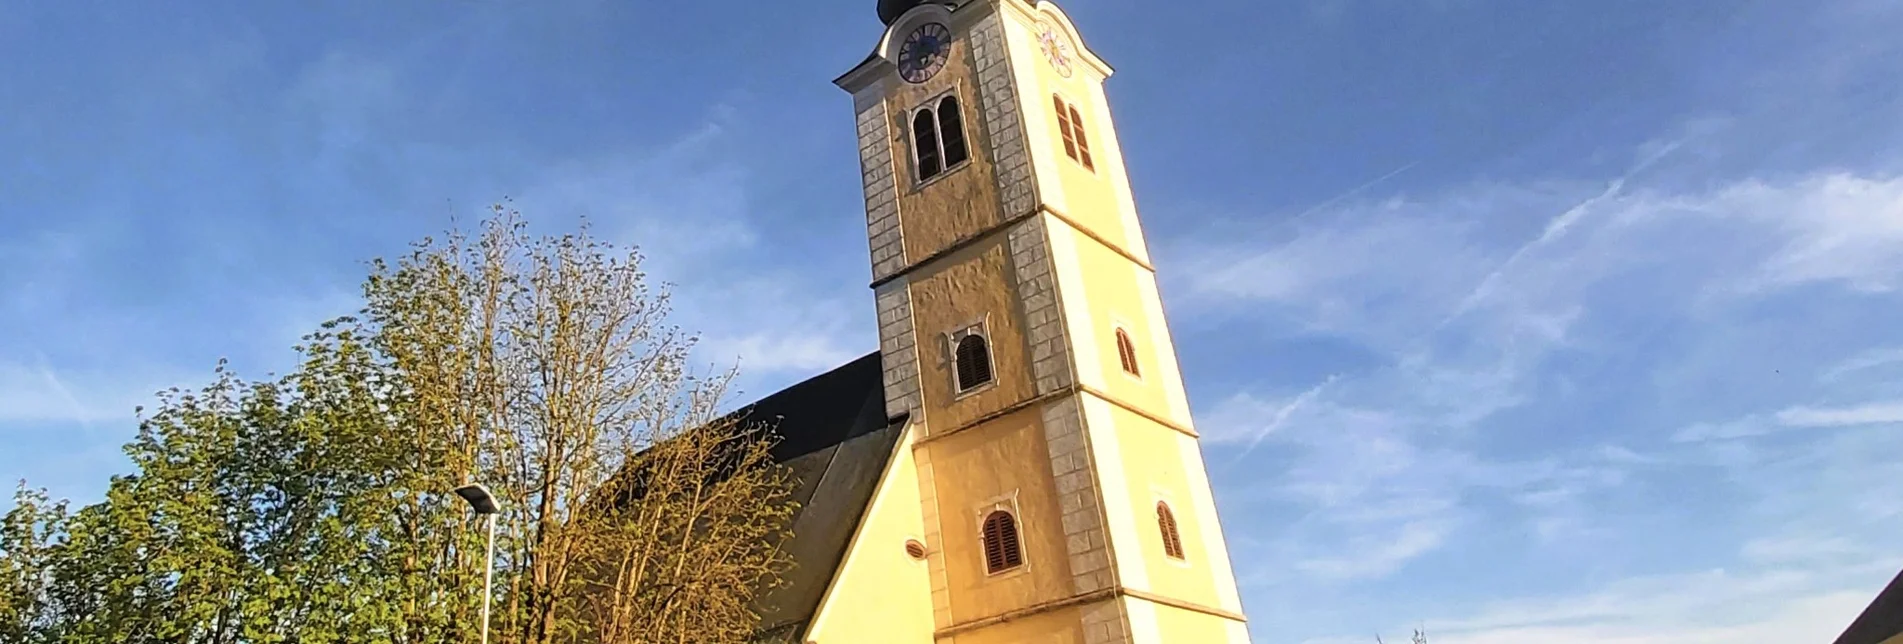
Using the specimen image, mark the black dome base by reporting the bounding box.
[880,0,951,25]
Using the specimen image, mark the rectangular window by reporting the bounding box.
[1053,94,1092,171]
[1068,104,1094,171]
[1054,95,1078,161]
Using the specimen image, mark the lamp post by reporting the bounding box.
[454,483,502,644]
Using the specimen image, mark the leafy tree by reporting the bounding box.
[0,204,796,643]
[361,205,797,643]
[0,485,71,643]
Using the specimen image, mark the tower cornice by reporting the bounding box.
[835,1,989,93]
[1012,0,1114,78]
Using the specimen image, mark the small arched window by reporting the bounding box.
[913,95,970,182]
[1115,328,1140,377]
[939,96,969,167]
[981,510,1023,573]
[1157,502,1185,560]
[954,333,994,392]
[1052,95,1095,171]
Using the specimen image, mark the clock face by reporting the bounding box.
[1036,21,1073,78]
[898,22,952,83]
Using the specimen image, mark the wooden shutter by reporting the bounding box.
[1054,95,1078,161]
[1068,104,1094,170]
[1115,328,1140,376]
[982,510,1023,573]
[1158,502,1184,560]
[955,334,993,391]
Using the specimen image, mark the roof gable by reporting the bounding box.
[728,352,908,637]
[1837,567,1903,644]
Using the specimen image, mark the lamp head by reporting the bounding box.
[454,483,502,515]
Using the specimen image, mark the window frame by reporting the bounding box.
[1156,500,1186,561]
[975,493,1028,578]
[1112,322,1142,380]
[979,510,1024,574]
[947,318,996,399]
[936,94,970,169]
[908,86,972,187]
[912,107,943,180]
[1050,92,1096,172]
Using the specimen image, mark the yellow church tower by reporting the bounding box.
[786,0,1255,641]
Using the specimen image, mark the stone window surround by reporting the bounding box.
[974,491,1029,579]
[1049,89,1095,173]
[945,314,997,400]
[1111,316,1142,382]
[1152,487,1191,568]
[905,82,973,189]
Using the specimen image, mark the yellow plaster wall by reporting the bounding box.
[1146,599,1250,644]
[889,28,1004,264]
[941,604,1085,644]
[1058,226,1177,423]
[1008,6,1137,258]
[921,405,1074,625]
[907,238,1039,433]
[805,431,934,644]
[1107,404,1224,609]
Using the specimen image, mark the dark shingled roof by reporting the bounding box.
[1835,566,1903,644]
[736,351,905,641]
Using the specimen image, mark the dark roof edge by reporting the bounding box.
[1836,566,1903,644]
[762,413,914,641]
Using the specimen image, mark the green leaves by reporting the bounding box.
[1,203,795,643]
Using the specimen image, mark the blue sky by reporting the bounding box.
[4,0,1902,641]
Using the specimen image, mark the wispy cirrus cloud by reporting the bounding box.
[0,361,122,426]
[1172,136,1903,641]
[507,111,872,395]
[1821,345,1903,381]
[1674,399,1903,442]
[1335,562,1898,644]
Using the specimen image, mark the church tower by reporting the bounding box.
[823,0,1251,641]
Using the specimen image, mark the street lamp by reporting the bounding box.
[454,483,502,644]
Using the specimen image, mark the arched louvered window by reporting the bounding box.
[1052,94,1095,171]
[913,94,970,183]
[1115,327,1140,377]
[913,108,942,180]
[1157,502,1185,560]
[981,510,1023,573]
[954,333,993,392]
[939,96,969,167]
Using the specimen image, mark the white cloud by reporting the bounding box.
[1720,175,1903,294]
[1191,4,1903,639]
[0,360,164,425]
[1671,415,1777,442]
[685,276,868,380]
[1199,377,1334,450]
[1323,558,1900,644]
[1295,518,1455,582]
[1740,534,1868,565]
[1168,183,1578,352]
[1179,163,1903,624]
[1821,345,1903,381]
[1673,399,1903,442]
[1775,400,1903,427]
[506,112,872,386]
